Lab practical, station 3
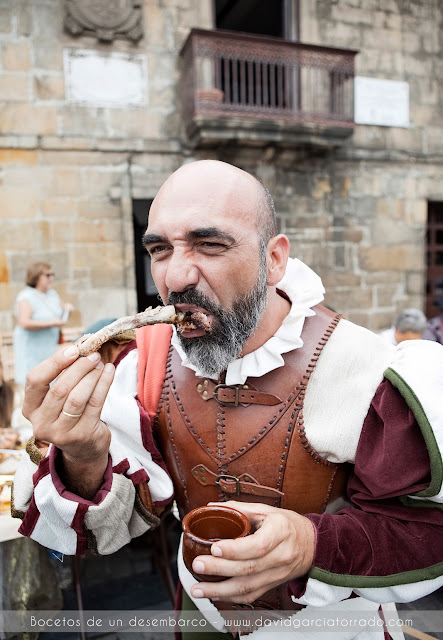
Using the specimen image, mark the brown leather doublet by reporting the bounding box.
[154,305,348,611]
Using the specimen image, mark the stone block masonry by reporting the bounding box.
[0,0,442,334]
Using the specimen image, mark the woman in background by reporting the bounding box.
[13,262,73,386]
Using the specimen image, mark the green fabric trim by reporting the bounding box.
[399,495,443,510]
[384,367,443,499]
[310,561,443,588]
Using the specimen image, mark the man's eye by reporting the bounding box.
[148,246,167,255]
[200,242,226,250]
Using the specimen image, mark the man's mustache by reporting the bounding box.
[167,289,223,317]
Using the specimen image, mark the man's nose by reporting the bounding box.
[164,251,199,293]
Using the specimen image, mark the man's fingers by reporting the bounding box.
[32,365,103,445]
[192,567,281,604]
[193,550,265,580]
[38,353,105,422]
[209,513,284,561]
[81,362,115,422]
[60,362,107,419]
[59,362,115,439]
[33,362,115,451]
[23,345,80,417]
[193,520,291,582]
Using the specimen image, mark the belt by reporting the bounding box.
[196,380,282,407]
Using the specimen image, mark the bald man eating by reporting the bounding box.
[14,161,443,640]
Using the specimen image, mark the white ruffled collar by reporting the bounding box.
[171,257,325,385]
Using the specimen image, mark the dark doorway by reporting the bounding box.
[214,0,285,38]
[132,199,159,313]
[426,202,443,318]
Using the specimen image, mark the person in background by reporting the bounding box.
[13,262,73,387]
[422,297,443,345]
[379,307,427,345]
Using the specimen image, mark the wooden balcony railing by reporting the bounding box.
[180,29,357,147]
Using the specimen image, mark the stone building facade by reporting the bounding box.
[0,0,442,335]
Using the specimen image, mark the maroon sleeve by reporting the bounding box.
[290,379,443,596]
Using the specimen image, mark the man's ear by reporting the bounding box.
[266,234,290,286]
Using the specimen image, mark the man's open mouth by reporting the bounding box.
[174,305,212,335]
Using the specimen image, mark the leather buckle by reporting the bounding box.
[213,384,239,406]
[215,474,241,496]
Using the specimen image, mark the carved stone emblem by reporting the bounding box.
[64,0,143,42]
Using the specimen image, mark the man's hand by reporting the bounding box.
[190,501,315,604]
[23,345,115,498]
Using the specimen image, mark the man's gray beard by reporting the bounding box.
[168,254,268,379]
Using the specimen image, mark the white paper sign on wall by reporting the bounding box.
[354,76,409,128]
[64,49,147,107]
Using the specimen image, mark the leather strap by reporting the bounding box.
[196,380,282,406]
[191,464,284,499]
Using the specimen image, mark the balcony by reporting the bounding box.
[180,29,357,150]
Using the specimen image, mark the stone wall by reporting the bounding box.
[0,0,442,334]
[293,0,443,329]
[279,158,435,330]
[0,0,212,330]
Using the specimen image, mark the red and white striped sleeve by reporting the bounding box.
[12,343,174,556]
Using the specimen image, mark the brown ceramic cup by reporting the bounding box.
[182,505,251,582]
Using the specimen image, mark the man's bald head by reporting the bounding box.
[153,160,277,245]
[256,181,278,245]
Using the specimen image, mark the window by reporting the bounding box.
[215,0,287,38]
